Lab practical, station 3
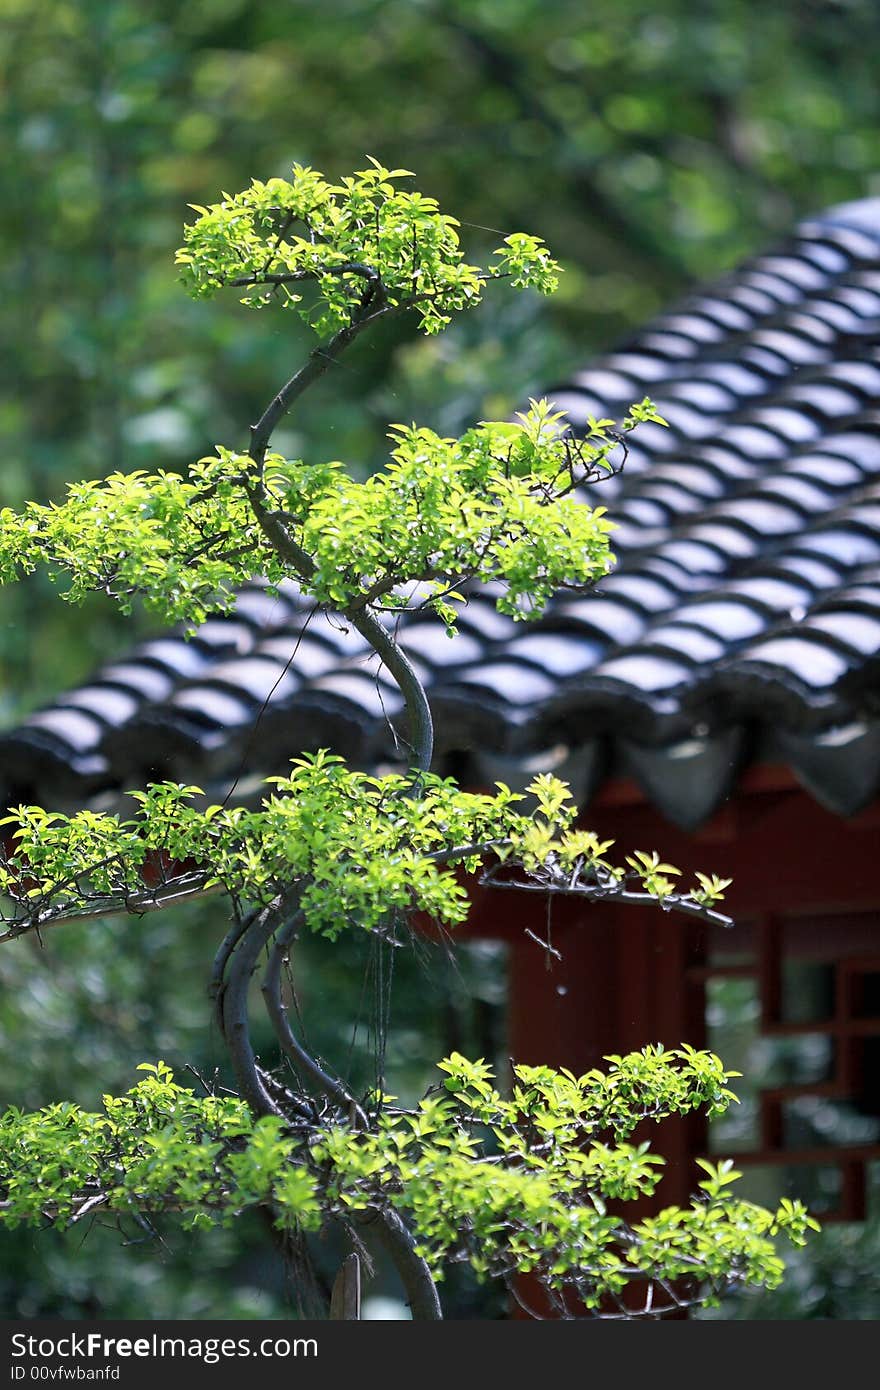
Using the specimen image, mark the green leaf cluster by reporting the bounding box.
[176,160,559,337]
[260,400,620,620]
[0,755,526,937]
[0,170,667,636]
[0,461,277,626]
[0,1055,818,1313]
[0,393,634,631]
[0,1062,319,1232]
[1,761,734,940]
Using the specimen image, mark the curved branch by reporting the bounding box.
[243,480,317,581]
[220,888,301,1117]
[240,490,434,773]
[261,910,368,1126]
[237,266,447,772]
[229,258,450,1316]
[209,904,260,1030]
[355,1206,442,1321]
[0,873,221,944]
[247,299,393,469]
[230,263,382,293]
[257,906,441,1317]
[348,606,434,773]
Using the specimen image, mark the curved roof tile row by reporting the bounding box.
[2,198,880,828]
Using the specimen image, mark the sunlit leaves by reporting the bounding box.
[0,1063,319,1232]
[0,1054,818,1310]
[0,390,654,629]
[0,755,524,939]
[0,757,737,942]
[490,233,560,294]
[0,461,277,625]
[176,160,560,338]
[692,871,734,906]
[263,403,621,622]
[625,849,681,901]
[621,396,669,429]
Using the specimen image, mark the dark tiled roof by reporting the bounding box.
[3,198,880,830]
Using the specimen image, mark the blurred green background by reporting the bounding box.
[1,0,879,1318]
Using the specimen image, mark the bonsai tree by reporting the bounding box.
[0,162,817,1320]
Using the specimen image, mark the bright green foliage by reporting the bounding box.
[0,760,731,941]
[0,1054,817,1313]
[0,1062,318,1231]
[624,850,681,902]
[259,397,627,619]
[0,462,275,625]
[176,160,558,337]
[691,872,735,908]
[0,164,601,634]
[0,405,619,628]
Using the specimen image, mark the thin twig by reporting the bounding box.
[0,874,222,943]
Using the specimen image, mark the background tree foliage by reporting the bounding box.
[1,0,878,1318]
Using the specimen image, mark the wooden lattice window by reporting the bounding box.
[692,909,880,1221]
